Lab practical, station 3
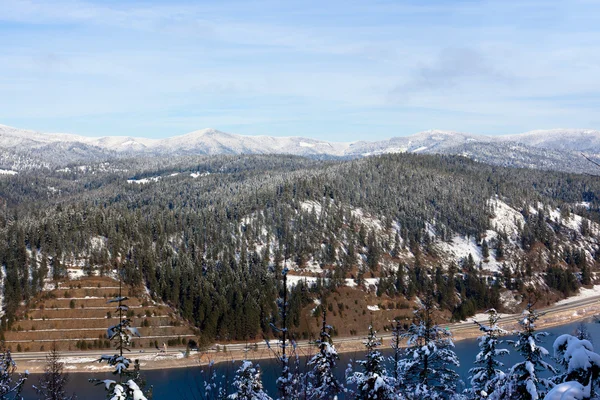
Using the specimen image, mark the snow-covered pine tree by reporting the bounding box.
[467,309,509,399]
[547,333,600,399]
[543,381,591,400]
[267,267,299,400]
[490,303,555,400]
[0,345,27,399]
[91,269,149,400]
[229,360,272,400]
[305,309,343,400]
[390,319,404,388]
[33,342,76,400]
[347,325,396,400]
[398,295,460,399]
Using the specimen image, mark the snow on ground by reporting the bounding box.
[556,285,600,305]
[190,171,210,178]
[362,147,407,156]
[435,234,486,266]
[344,278,379,289]
[286,273,376,289]
[412,146,428,153]
[547,208,584,232]
[60,357,100,364]
[351,208,382,231]
[299,142,315,148]
[286,275,320,288]
[488,197,524,240]
[127,176,160,184]
[300,200,322,215]
[67,268,86,279]
[364,278,379,287]
[0,169,18,175]
[575,201,591,209]
[458,312,497,324]
[301,259,323,274]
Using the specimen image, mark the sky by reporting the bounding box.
[1,0,599,141]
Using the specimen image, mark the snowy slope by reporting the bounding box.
[500,129,600,153]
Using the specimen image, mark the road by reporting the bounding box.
[12,294,600,364]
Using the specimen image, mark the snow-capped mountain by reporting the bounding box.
[0,124,599,173]
[500,129,600,153]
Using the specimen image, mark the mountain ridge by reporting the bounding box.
[1,124,599,173]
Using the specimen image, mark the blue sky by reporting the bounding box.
[1,0,599,141]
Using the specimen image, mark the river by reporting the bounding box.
[19,318,600,399]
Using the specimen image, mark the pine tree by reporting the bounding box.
[482,240,490,260]
[229,361,271,400]
[91,268,149,400]
[268,267,299,400]
[580,251,591,286]
[305,309,343,400]
[0,345,27,399]
[390,319,405,392]
[33,342,76,400]
[490,303,555,400]
[347,325,396,400]
[398,295,460,399]
[467,309,509,399]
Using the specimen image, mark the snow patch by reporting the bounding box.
[127,176,160,184]
[556,285,600,305]
[300,200,322,215]
[488,197,524,240]
[286,274,319,288]
[190,171,210,178]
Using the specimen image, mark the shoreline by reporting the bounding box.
[15,298,600,374]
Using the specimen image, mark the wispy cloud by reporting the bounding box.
[0,0,599,140]
[391,47,515,98]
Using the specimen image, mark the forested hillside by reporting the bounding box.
[0,153,599,344]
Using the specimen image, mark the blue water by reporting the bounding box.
[19,319,600,399]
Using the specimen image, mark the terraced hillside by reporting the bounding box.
[3,275,198,352]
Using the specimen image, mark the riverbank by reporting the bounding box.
[14,293,600,374]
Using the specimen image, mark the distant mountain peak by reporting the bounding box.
[185,128,226,137]
[0,123,599,174]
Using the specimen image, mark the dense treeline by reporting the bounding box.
[0,153,598,342]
